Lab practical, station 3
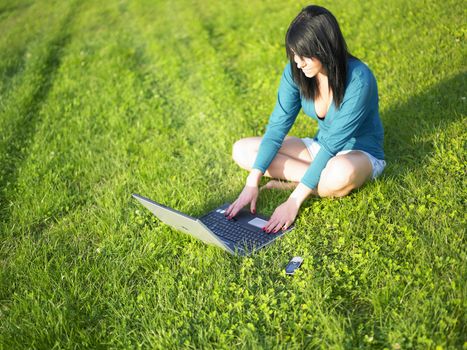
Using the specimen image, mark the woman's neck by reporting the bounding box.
[316,69,328,88]
[315,72,331,97]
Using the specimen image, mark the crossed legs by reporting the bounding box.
[231,136,372,198]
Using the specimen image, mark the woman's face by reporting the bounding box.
[293,54,324,78]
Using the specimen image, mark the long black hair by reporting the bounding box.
[285,5,356,107]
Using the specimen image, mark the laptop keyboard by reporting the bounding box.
[200,211,278,250]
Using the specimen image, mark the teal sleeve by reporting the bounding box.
[252,63,301,173]
[300,73,373,189]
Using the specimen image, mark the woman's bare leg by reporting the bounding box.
[231,136,373,197]
[232,136,311,190]
[232,136,312,164]
[317,151,372,197]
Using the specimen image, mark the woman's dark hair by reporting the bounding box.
[285,5,356,107]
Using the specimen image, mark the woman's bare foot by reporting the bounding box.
[260,180,299,191]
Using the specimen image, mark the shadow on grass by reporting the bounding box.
[0,1,80,226]
[381,71,465,177]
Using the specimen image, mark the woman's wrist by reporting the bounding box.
[246,168,263,187]
[289,182,314,206]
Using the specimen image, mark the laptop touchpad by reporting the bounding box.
[248,217,268,228]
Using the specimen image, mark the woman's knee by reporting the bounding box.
[317,156,358,197]
[232,137,261,169]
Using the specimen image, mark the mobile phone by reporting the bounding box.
[285,256,303,275]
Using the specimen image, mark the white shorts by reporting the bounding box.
[301,137,386,179]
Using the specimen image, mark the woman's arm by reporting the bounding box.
[252,62,302,173]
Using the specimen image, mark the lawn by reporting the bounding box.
[0,0,465,348]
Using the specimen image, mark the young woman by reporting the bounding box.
[225,5,386,233]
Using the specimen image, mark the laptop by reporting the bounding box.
[132,193,294,256]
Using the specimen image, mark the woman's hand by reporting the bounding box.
[225,169,263,219]
[262,198,300,233]
[262,182,314,233]
[224,184,259,219]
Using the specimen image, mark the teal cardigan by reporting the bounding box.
[252,58,384,190]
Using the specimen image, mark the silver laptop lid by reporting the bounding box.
[132,194,233,254]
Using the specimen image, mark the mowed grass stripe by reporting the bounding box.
[0,0,56,70]
[0,2,154,347]
[2,0,145,233]
[0,1,80,224]
[0,0,41,93]
[1,0,164,247]
[2,1,251,347]
[0,0,75,131]
[127,0,260,212]
[0,1,232,347]
[0,0,76,113]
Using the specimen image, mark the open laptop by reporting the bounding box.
[132,193,294,256]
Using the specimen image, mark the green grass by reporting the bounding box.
[0,0,465,348]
